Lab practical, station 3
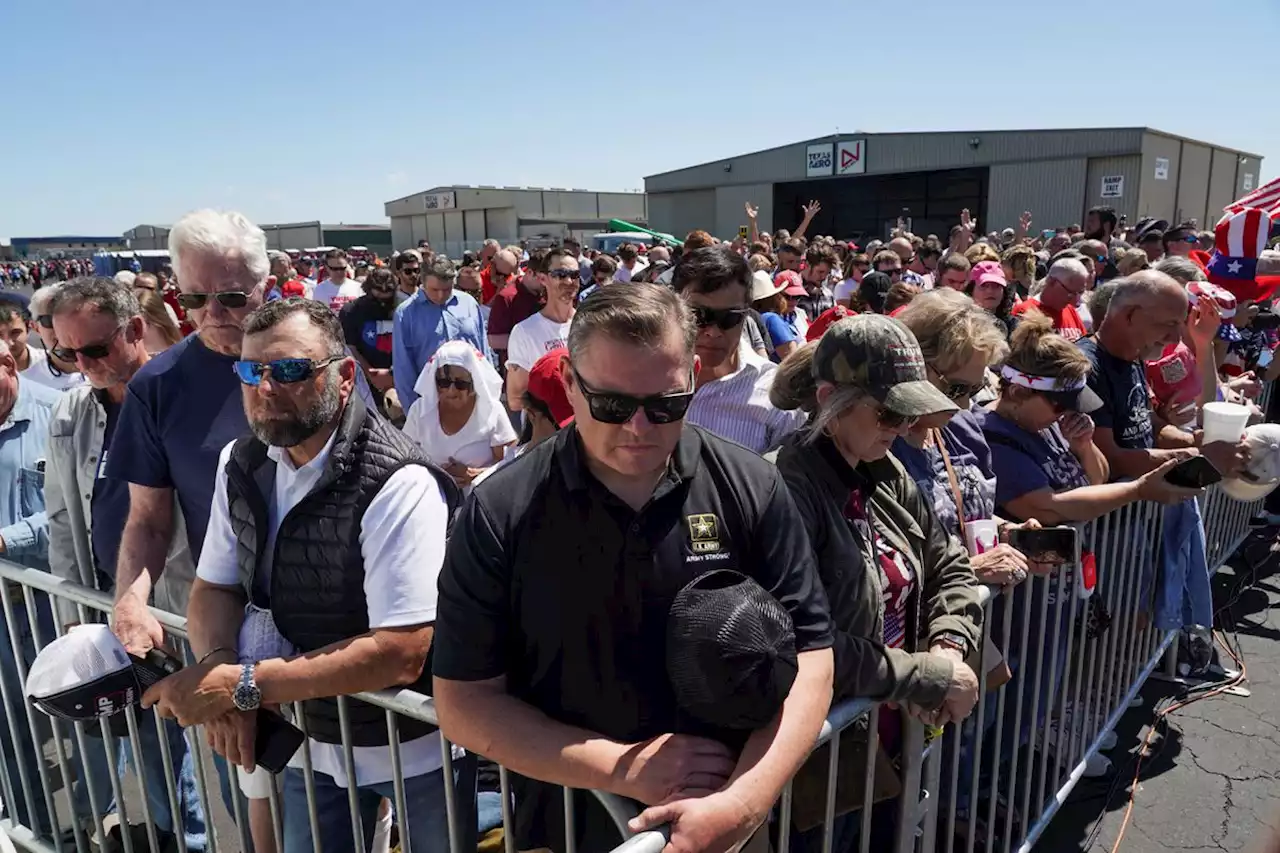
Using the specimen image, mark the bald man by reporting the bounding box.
[889,237,925,286]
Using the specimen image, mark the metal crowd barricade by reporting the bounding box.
[0,482,1267,853]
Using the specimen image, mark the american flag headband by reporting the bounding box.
[999,365,1085,393]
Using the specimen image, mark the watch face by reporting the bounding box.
[233,682,262,711]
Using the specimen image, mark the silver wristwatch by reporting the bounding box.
[232,663,262,712]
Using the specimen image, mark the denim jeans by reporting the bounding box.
[0,591,115,838]
[281,767,451,853]
[118,715,208,851]
[1155,499,1213,631]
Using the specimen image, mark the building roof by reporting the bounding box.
[320,223,391,231]
[645,126,1264,180]
[12,236,123,243]
[385,184,643,205]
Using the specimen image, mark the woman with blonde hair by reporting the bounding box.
[136,288,183,353]
[1116,247,1150,276]
[1001,244,1037,300]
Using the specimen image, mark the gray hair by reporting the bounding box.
[482,239,500,250]
[425,255,457,284]
[28,283,62,315]
[49,277,141,325]
[1152,255,1206,285]
[1086,280,1119,322]
[567,282,695,365]
[168,209,270,287]
[1104,270,1185,317]
[1046,257,1089,284]
[242,298,347,358]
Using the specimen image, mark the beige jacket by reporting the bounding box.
[44,385,195,625]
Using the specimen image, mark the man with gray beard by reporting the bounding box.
[142,298,461,853]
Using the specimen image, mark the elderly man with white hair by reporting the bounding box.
[106,209,267,836]
[1012,257,1092,341]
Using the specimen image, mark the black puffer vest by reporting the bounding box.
[224,395,459,746]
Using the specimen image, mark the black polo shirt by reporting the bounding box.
[433,423,833,744]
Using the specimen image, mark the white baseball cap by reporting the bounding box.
[1220,423,1280,502]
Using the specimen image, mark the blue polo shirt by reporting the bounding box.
[0,378,60,569]
[105,334,249,560]
[392,289,487,411]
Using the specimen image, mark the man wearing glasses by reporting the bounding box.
[675,246,805,453]
[504,248,579,412]
[1162,222,1201,259]
[393,249,422,305]
[393,255,488,412]
[432,282,835,853]
[1011,258,1091,342]
[9,286,84,391]
[311,249,363,312]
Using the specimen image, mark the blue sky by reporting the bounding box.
[5,0,1277,238]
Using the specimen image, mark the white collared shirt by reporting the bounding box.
[198,426,451,787]
[686,338,806,454]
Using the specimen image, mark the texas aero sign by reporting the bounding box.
[837,140,866,175]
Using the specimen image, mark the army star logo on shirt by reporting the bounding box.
[687,514,722,554]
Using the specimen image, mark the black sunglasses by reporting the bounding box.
[547,269,579,281]
[435,375,474,392]
[177,291,250,310]
[36,314,53,329]
[875,405,918,430]
[52,326,125,363]
[400,266,421,275]
[571,365,694,425]
[931,366,985,401]
[691,305,749,331]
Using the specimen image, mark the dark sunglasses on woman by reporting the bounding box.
[435,375,474,392]
[571,366,694,425]
[233,355,343,386]
[177,291,251,310]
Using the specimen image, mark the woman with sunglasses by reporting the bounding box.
[403,340,517,490]
[770,315,984,853]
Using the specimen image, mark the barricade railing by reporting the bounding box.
[0,485,1267,853]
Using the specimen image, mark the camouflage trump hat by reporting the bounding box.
[813,314,959,417]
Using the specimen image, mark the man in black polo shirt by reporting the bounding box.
[433,283,834,852]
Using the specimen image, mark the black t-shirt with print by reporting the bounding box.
[1077,336,1154,450]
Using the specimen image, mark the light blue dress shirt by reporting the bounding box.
[392,288,488,411]
[0,378,60,569]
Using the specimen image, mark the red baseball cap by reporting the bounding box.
[281,279,306,298]
[805,304,855,342]
[526,347,574,427]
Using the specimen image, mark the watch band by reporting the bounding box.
[932,632,970,655]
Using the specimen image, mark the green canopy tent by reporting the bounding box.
[606,219,683,247]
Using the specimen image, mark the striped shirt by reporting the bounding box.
[686,341,806,454]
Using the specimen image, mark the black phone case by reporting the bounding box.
[1009,527,1077,562]
[255,710,305,774]
[1165,457,1222,489]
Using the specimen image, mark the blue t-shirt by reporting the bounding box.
[91,394,128,586]
[761,312,798,363]
[975,409,1090,519]
[105,334,249,560]
[1077,336,1153,450]
[891,409,997,543]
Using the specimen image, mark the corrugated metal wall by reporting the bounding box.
[1176,144,1212,227]
[1084,155,1143,222]
[1138,133,1181,220]
[714,184,773,239]
[648,190,716,238]
[987,159,1088,232]
[1206,150,1240,228]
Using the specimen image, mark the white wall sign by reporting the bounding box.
[423,191,456,211]
[806,143,834,178]
[1244,173,1255,191]
[836,139,866,175]
[1154,158,1169,181]
[1100,175,1124,199]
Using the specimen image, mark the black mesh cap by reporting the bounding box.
[666,570,798,730]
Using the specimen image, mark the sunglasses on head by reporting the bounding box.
[233,355,343,386]
[691,305,749,331]
[177,291,251,310]
[51,326,125,363]
[435,374,474,392]
[571,365,694,425]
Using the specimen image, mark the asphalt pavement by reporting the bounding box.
[1037,527,1280,853]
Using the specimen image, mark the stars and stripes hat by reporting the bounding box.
[1205,208,1280,304]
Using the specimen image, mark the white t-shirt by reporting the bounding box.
[21,348,84,392]
[507,311,573,371]
[404,403,518,470]
[834,278,858,304]
[197,429,451,787]
[311,278,364,312]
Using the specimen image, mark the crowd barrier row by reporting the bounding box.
[0,481,1267,853]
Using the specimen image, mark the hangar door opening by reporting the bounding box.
[773,167,988,245]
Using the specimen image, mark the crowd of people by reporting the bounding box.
[1,257,95,289]
[0,197,1277,853]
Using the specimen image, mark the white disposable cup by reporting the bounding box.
[964,519,999,557]
[1201,402,1251,445]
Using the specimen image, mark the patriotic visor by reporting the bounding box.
[999,366,1104,414]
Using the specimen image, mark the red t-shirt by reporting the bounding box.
[487,283,543,345]
[1013,297,1087,342]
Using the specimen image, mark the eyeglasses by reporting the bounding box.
[491,269,511,279]
[874,405,918,430]
[233,355,343,386]
[35,314,52,329]
[51,326,124,362]
[691,305,749,330]
[929,366,985,401]
[177,291,251,310]
[883,268,904,278]
[547,269,579,281]
[400,266,421,276]
[435,375,475,392]
[1176,236,1199,244]
[571,365,695,425]
[326,265,346,273]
